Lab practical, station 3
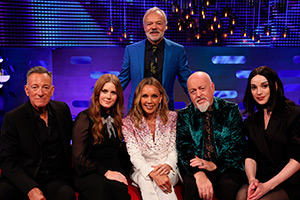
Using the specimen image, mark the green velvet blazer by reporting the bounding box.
[176,97,245,175]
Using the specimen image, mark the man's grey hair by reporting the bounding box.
[26,66,53,84]
[143,7,168,26]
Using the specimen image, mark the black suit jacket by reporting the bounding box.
[0,100,73,195]
[244,105,300,185]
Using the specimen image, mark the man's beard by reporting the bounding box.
[195,97,211,112]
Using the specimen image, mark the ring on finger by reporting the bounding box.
[163,188,167,191]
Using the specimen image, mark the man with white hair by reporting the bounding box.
[176,71,245,200]
[118,7,191,111]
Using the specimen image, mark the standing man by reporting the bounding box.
[176,72,245,200]
[118,7,192,111]
[0,66,75,200]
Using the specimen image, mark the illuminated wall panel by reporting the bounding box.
[0,0,299,47]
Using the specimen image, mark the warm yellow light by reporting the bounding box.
[110,26,114,32]
[223,33,227,38]
[225,12,228,17]
[214,16,217,22]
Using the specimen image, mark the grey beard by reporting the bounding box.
[196,101,210,112]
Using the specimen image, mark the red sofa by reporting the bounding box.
[127,181,183,200]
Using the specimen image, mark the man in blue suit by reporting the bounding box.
[118,7,192,111]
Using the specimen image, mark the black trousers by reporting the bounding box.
[74,173,131,200]
[0,177,76,200]
[183,168,245,200]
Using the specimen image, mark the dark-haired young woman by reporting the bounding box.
[236,66,300,200]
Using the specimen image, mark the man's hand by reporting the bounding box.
[27,187,46,200]
[190,155,217,172]
[194,171,214,200]
[149,171,172,194]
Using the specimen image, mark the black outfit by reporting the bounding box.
[72,109,130,200]
[243,105,300,199]
[0,100,75,200]
[184,168,245,200]
[144,39,165,84]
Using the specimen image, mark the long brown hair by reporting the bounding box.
[128,77,169,129]
[88,74,124,145]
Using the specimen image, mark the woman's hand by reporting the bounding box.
[247,179,259,198]
[149,171,172,194]
[104,170,128,185]
[190,155,217,172]
[27,187,46,200]
[247,180,271,200]
[152,163,171,175]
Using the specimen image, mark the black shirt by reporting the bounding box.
[144,39,165,83]
[32,105,66,181]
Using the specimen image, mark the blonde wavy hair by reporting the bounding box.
[88,74,124,145]
[129,77,169,129]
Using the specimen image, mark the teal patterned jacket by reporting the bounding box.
[176,97,245,175]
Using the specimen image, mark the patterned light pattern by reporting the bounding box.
[0,0,300,47]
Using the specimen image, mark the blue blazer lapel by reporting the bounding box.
[134,40,146,81]
[162,38,171,86]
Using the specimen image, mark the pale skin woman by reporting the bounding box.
[139,84,173,194]
[100,82,128,186]
[242,74,300,200]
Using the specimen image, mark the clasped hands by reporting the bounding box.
[191,156,217,200]
[149,163,172,194]
[247,179,272,200]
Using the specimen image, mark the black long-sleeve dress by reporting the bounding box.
[72,109,130,200]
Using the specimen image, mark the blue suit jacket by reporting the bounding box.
[118,38,192,110]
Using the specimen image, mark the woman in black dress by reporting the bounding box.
[236,66,300,200]
[72,74,130,200]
